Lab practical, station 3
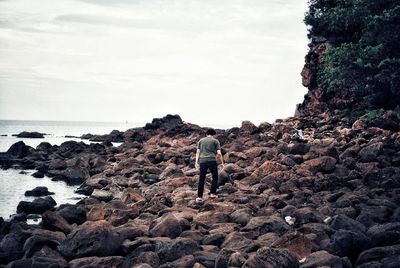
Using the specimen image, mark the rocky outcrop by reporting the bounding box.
[13,131,46,138]
[1,113,400,267]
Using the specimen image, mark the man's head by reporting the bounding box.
[206,128,216,136]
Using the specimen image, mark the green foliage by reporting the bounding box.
[362,109,385,124]
[305,0,400,111]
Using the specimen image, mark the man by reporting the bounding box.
[195,128,225,204]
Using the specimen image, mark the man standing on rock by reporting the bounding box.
[195,128,225,204]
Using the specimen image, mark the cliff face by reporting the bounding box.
[297,39,360,116]
[298,1,400,117]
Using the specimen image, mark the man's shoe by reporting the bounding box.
[209,194,217,198]
[196,197,204,204]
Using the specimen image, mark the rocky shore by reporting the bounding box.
[0,113,399,268]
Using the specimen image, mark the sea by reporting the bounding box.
[0,120,142,220]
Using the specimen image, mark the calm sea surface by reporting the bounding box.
[0,120,141,219]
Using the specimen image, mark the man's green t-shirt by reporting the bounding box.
[197,136,221,163]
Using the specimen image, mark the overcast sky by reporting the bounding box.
[0,0,309,126]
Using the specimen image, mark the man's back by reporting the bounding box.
[197,136,221,163]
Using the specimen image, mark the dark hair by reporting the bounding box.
[206,128,216,136]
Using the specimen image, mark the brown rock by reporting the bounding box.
[302,156,337,174]
[272,232,313,260]
[150,213,182,238]
[252,161,288,178]
[41,211,72,234]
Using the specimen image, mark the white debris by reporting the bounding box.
[324,216,332,224]
[285,216,296,225]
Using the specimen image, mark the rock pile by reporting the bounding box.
[0,113,399,268]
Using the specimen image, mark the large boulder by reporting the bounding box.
[57,220,123,260]
[144,114,183,130]
[13,131,45,138]
[366,222,400,247]
[24,186,54,197]
[16,196,57,214]
[6,141,31,158]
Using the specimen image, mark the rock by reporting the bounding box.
[242,216,290,236]
[144,114,183,130]
[243,247,299,268]
[329,214,366,233]
[41,211,72,234]
[16,196,57,214]
[358,142,383,162]
[241,121,258,133]
[124,251,159,268]
[24,186,55,197]
[220,232,257,252]
[301,250,347,268]
[0,229,30,263]
[202,233,226,247]
[14,131,45,138]
[56,204,87,225]
[58,220,123,259]
[69,256,124,268]
[356,244,400,267]
[252,161,288,178]
[366,222,400,247]
[6,141,31,158]
[4,257,68,268]
[32,171,45,178]
[229,208,253,226]
[91,189,113,202]
[288,143,310,155]
[302,156,337,174]
[214,248,236,268]
[272,232,313,260]
[22,230,65,258]
[149,213,182,239]
[193,251,217,267]
[329,230,372,261]
[159,255,195,268]
[155,237,199,263]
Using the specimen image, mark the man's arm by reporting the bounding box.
[195,149,200,169]
[217,149,225,167]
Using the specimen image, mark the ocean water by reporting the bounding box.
[0,120,142,219]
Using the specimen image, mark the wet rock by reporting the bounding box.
[243,247,299,268]
[58,220,123,259]
[155,237,199,263]
[16,196,57,214]
[6,141,31,158]
[14,131,45,138]
[24,186,54,197]
[32,171,45,178]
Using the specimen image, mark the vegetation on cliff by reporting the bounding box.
[303,0,400,113]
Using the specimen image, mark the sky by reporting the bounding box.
[0,0,309,127]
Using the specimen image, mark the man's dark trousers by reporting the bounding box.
[198,161,218,198]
